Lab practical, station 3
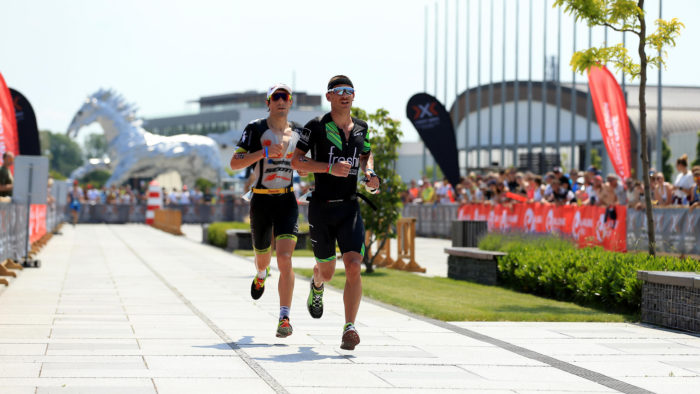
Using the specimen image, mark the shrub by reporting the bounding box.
[479,233,700,313]
[207,221,311,249]
[207,222,250,248]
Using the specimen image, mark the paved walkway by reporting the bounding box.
[0,224,699,393]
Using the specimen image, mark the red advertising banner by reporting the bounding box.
[457,203,627,252]
[588,65,632,180]
[29,204,47,244]
[0,72,19,167]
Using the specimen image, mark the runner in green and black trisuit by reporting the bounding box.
[291,75,380,350]
[230,83,304,338]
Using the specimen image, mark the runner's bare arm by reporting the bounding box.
[291,148,323,173]
[360,152,380,188]
[229,148,265,170]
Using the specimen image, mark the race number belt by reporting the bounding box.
[252,187,294,195]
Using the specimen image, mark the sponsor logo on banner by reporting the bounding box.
[524,208,535,232]
[596,214,608,242]
[455,203,627,252]
[588,65,632,180]
[406,93,460,189]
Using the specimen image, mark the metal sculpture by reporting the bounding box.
[67,89,225,187]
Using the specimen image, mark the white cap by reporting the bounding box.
[267,83,292,99]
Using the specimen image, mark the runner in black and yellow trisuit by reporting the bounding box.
[230,83,304,338]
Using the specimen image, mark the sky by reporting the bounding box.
[2,0,699,145]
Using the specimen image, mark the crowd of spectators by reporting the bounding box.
[402,154,700,211]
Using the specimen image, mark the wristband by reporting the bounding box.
[263,147,268,158]
[366,169,376,177]
[327,163,333,174]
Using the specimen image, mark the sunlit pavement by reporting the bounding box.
[0,224,698,393]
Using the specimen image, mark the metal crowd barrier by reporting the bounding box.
[403,204,459,238]
[627,208,700,255]
[0,203,65,263]
[404,204,700,255]
[68,201,311,225]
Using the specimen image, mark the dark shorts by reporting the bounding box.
[69,200,81,212]
[308,199,365,263]
[249,192,298,254]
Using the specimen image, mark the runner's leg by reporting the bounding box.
[341,252,362,325]
[275,238,296,309]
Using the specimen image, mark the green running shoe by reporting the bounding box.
[250,266,270,300]
[276,316,293,338]
[307,278,324,319]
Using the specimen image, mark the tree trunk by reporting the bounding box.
[637,0,656,256]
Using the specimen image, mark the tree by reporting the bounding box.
[590,148,603,170]
[351,107,406,273]
[661,138,673,181]
[40,130,85,178]
[693,131,700,167]
[422,165,444,180]
[555,0,683,256]
[84,133,108,159]
[81,169,111,189]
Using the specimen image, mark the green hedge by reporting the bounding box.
[207,221,311,249]
[207,222,250,248]
[479,233,700,313]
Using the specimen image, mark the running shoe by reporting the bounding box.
[307,278,324,319]
[250,266,270,300]
[276,316,293,338]
[340,324,360,350]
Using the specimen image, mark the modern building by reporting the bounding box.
[143,90,326,176]
[144,91,324,137]
[397,83,700,183]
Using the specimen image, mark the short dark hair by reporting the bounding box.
[327,75,353,90]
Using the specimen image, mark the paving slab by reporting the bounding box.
[0,224,698,393]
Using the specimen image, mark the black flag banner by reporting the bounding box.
[406,93,460,189]
[10,88,41,156]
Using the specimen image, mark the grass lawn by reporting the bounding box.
[293,268,632,322]
[234,249,316,258]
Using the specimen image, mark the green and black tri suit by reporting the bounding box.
[296,113,371,263]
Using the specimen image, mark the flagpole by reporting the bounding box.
[513,0,520,168]
[488,0,494,167]
[465,0,471,169]
[501,0,507,166]
[541,0,548,173]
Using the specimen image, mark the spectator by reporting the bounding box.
[599,175,618,207]
[0,152,14,198]
[689,166,700,210]
[569,169,581,193]
[673,154,694,205]
[543,172,555,201]
[420,180,435,204]
[550,178,576,205]
[529,176,544,203]
[179,185,191,204]
[585,175,604,205]
[192,186,204,204]
[606,174,626,205]
[86,184,100,205]
[407,180,420,202]
[575,176,588,202]
[168,188,179,205]
[652,172,673,206]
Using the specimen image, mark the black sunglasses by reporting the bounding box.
[269,92,291,102]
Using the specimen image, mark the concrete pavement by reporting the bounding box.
[0,224,698,393]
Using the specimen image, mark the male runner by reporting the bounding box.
[291,75,380,350]
[230,83,302,338]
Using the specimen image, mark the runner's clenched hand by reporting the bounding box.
[268,143,285,158]
[331,161,351,177]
